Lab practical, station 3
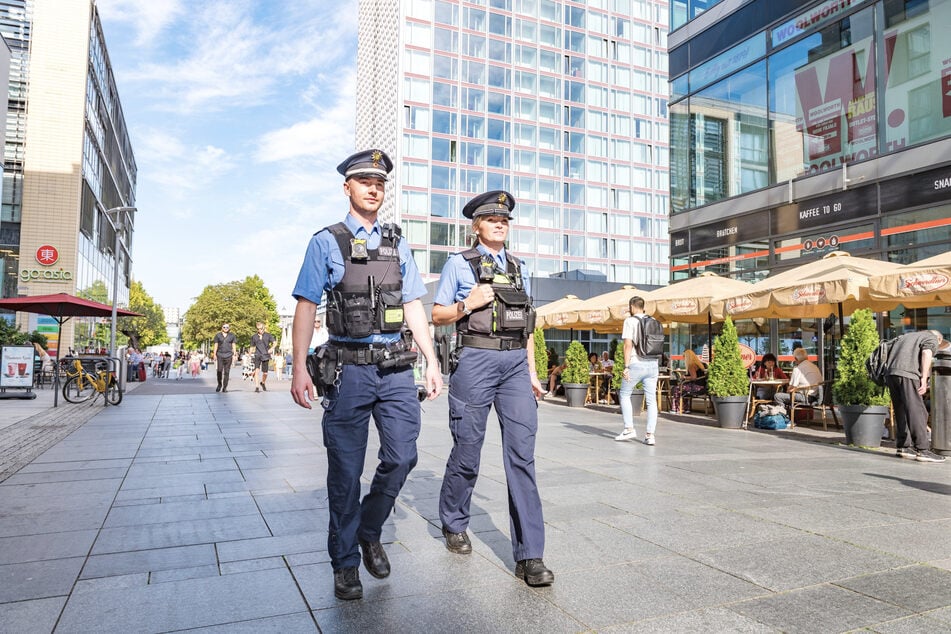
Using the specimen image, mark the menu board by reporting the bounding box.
[1,345,35,388]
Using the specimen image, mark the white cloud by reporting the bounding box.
[96,0,185,46]
[103,0,359,113]
[134,128,236,192]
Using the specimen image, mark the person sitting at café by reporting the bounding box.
[588,352,602,373]
[774,347,822,411]
[600,351,614,371]
[752,352,788,400]
[669,348,706,412]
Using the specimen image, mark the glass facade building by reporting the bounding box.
[356,0,671,288]
[0,0,137,356]
[668,0,951,362]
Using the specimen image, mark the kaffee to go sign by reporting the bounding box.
[35,245,59,266]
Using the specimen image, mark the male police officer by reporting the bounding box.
[431,190,553,587]
[290,149,443,600]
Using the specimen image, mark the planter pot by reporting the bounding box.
[630,388,645,414]
[712,396,747,429]
[839,404,889,447]
[563,383,588,407]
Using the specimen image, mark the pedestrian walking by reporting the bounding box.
[251,321,275,392]
[430,189,553,587]
[616,296,661,445]
[887,330,949,463]
[310,316,329,353]
[211,323,237,393]
[289,148,443,601]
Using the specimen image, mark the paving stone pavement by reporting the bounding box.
[0,369,949,633]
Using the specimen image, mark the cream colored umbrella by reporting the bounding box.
[548,285,640,331]
[535,294,584,329]
[712,251,904,321]
[622,272,753,324]
[868,249,951,307]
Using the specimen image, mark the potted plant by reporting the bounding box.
[706,316,750,428]
[562,340,590,407]
[612,343,643,410]
[832,308,890,447]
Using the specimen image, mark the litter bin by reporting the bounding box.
[932,350,951,455]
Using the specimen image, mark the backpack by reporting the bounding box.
[866,338,896,387]
[634,315,665,359]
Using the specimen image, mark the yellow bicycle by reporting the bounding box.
[62,358,122,405]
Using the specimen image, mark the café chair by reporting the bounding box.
[788,381,839,430]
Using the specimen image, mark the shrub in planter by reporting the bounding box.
[832,308,890,446]
[562,340,589,385]
[707,316,749,397]
[706,316,749,429]
[832,308,890,408]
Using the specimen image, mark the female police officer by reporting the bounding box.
[290,149,443,600]
[431,190,553,587]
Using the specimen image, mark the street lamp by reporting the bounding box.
[104,206,137,360]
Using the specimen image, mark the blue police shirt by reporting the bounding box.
[433,245,532,307]
[292,215,427,344]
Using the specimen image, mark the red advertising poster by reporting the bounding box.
[795,36,876,173]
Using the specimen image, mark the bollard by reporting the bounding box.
[932,350,951,455]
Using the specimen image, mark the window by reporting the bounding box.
[487,145,510,168]
[487,91,511,115]
[431,166,456,190]
[404,105,431,130]
[464,33,486,57]
[404,78,430,102]
[463,60,485,84]
[431,137,455,162]
[432,110,457,134]
[462,87,484,111]
[515,123,536,146]
[489,38,511,62]
[434,27,457,53]
[516,45,536,68]
[462,114,485,139]
[516,96,537,119]
[487,118,510,141]
[465,7,486,30]
[434,1,458,25]
[432,81,457,107]
[488,65,510,88]
[405,49,431,75]
[433,55,457,81]
[489,12,512,36]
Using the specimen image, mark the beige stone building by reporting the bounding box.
[0,0,136,357]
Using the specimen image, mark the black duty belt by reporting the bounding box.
[329,341,402,365]
[458,334,526,351]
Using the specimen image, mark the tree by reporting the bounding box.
[182,276,279,349]
[0,317,47,347]
[118,280,169,350]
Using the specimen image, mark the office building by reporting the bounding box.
[668,0,951,356]
[355,0,672,289]
[0,0,137,356]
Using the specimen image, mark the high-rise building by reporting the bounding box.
[668,0,951,356]
[0,0,137,356]
[356,0,671,288]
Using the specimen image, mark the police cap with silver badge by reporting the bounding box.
[462,190,516,219]
[336,149,393,181]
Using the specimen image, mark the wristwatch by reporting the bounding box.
[458,300,472,316]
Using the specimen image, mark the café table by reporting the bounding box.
[746,379,788,426]
[587,371,612,404]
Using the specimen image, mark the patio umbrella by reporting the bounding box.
[546,285,639,331]
[535,294,584,329]
[0,293,142,406]
[712,252,903,321]
[868,249,951,307]
[629,272,755,354]
[711,251,904,380]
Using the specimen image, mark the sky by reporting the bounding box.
[97,0,360,315]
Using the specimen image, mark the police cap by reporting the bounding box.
[462,190,516,219]
[336,149,393,181]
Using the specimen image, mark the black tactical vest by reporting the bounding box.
[323,222,404,339]
[456,248,535,341]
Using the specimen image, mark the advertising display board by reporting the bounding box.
[0,345,35,389]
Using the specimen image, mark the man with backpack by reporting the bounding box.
[615,295,664,445]
[885,330,948,463]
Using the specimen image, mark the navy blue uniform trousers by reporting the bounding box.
[439,346,545,562]
[321,364,420,570]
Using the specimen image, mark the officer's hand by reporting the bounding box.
[467,283,494,310]
[291,373,315,409]
[530,373,545,398]
[424,364,443,400]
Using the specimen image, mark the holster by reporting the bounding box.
[305,345,338,397]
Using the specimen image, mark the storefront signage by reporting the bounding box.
[35,245,59,266]
[19,268,73,282]
[880,164,951,213]
[898,272,950,296]
[771,0,872,47]
[738,343,756,369]
[690,210,769,252]
[772,184,876,234]
[671,231,689,256]
[0,345,34,389]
